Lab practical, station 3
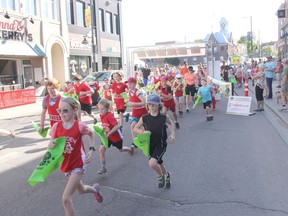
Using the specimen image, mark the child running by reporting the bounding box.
[101,77,114,112]
[48,97,103,216]
[97,98,132,174]
[111,72,128,131]
[126,77,148,155]
[172,74,184,116]
[40,79,62,133]
[197,78,215,121]
[159,76,180,129]
[133,94,175,189]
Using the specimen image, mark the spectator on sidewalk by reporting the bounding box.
[275,59,283,88]
[264,56,276,99]
[280,58,288,111]
[141,64,151,86]
[251,63,266,111]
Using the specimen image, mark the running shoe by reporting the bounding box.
[125,113,130,123]
[97,167,107,175]
[158,175,165,189]
[186,108,189,113]
[129,144,135,156]
[175,122,180,129]
[179,111,183,116]
[165,172,171,189]
[93,183,103,203]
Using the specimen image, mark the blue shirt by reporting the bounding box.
[197,85,214,103]
[265,61,276,78]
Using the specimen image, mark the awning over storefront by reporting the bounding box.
[0,40,46,57]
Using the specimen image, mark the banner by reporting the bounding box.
[0,89,36,109]
[208,76,232,97]
[226,96,252,116]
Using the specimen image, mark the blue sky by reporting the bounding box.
[121,0,283,48]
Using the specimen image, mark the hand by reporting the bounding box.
[85,151,93,163]
[39,126,44,134]
[168,135,175,144]
[48,140,56,149]
[103,132,108,138]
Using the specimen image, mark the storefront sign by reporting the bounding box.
[70,40,90,49]
[0,89,36,109]
[226,96,252,116]
[0,19,33,42]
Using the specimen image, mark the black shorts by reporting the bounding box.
[203,100,211,109]
[117,109,126,114]
[80,102,92,114]
[150,144,167,165]
[102,139,123,150]
[255,85,264,101]
[185,84,197,96]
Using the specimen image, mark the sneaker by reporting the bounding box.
[93,118,98,124]
[158,175,165,189]
[97,167,107,175]
[129,145,135,156]
[165,173,171,189]
[179,111,183,116]
[276,85,281,88]
[125,113,130,123]
[280,106,287,111]
[175,122,180,129]
[93,183,103,203]
[186,108,189,113]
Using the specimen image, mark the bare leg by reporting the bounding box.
[148,158,163,176]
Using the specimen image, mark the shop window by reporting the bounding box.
[43,0,59,20]
[1,0,15,10]
[22,60,31,65]
[76,0,85,27]
[23,0,37,16]
[69,56,90,78]
[114,14,120,35]
[106,11,113,33]
[66,0,74,24]
[99,8,105,32]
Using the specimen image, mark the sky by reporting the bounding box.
[121,0,284,48]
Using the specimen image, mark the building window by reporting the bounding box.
[66,0,74,24]
[75,1,85,27]
[69,56,90,78]
[1,0,15,10]
[43,0,59,20]
[106,11,113,33]
[99,9,105,32]
[114,14,120,35]
[23,0,37,15]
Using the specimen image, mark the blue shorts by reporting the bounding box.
[64,166,86,177]
[174,96,183,101]
[130,117,139,124]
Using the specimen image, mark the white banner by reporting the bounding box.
[207,76,232,97]
[226,96,252,116]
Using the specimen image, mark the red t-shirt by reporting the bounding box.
[50,121,91,173]
[111,81,128,110]
[172,81,183,97]
[100,112,122,142]
[129,88,148,118]
[74,82,92,105]
[160,85,175,106]
[45,94,61,126]
[102,84,112,99]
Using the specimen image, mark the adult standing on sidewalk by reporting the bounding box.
[275,59,283,88]
[251,63,266,111]
[280,58,288,111]
[264,56,276,99]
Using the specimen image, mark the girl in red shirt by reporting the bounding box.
[102,78,114,113]
[97,98,132,174]
[111,72,128,129]
[172,74,184,116]
[48,97,103,215]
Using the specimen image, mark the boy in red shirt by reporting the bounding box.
[159,76,180,129]
[172,74,184,116]
[111,72,128,130]
[97,98,132,174]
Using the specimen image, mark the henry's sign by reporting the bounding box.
[0,19,33,42]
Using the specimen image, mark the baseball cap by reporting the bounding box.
[127,77,137,83]
[282,58,288,64]
[266,55,273,59]
[161,76,167,81]
[258,63,265,69]
[147,94,161,105]
[73,74,82,81]
[176,74,182,78]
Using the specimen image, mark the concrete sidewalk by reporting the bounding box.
[246,79,288,126]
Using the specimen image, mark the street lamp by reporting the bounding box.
[207,40,215,78]
[0,9,10,19]
[82,0,97,72]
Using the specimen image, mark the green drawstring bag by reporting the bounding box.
[133,132,151,158]
[120,92,129,107]
[28,137,66,186]
[193,96,202,109]
[31,121,50,138]
[93,125,108,149]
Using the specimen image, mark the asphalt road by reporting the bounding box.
[1,91,288,216]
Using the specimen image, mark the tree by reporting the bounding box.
[237,33,258,56]
[164,57,180,66]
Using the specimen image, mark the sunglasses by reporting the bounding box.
[56,108,70,114]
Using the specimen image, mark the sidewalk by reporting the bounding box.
[247,79,288,126]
